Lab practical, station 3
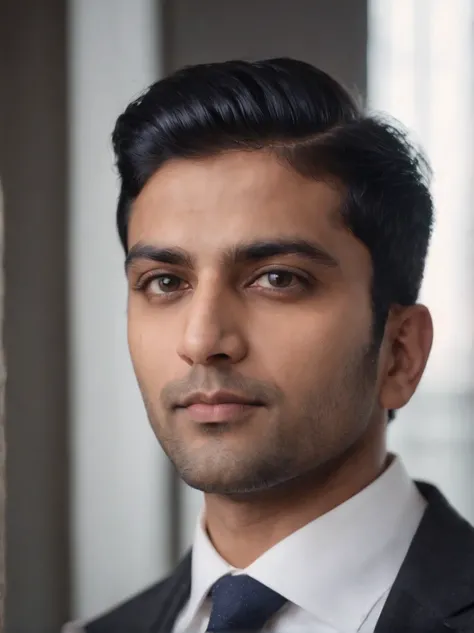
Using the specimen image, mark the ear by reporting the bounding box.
[378,304,433,412]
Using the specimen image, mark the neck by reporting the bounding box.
[203,424,388,569]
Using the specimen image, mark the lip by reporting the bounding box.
[175,391,264,423]
[177,390,262,407]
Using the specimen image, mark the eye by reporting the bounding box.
[143,274,186,295]
[252,270,304,290]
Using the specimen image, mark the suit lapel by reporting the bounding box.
[149,552,192,633]
[374,589,453,633]
[375,482,474,633]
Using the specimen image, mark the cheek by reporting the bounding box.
[127,301,179,384]
[250,304,370,390]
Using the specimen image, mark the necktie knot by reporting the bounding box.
[206,574,287,632]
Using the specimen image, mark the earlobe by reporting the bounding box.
[379,305,433,412]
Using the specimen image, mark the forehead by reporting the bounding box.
[129,151,369,273]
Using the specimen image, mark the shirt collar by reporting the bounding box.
[183,455,426,632]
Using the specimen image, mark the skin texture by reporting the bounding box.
[126,150,433,567]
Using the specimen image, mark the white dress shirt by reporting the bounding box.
[173,456,426,633]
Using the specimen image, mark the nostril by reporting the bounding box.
[202,352,233,365]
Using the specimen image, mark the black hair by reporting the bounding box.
[112,57,434,422]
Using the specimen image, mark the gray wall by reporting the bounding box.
[0,1,70,631]
[163,0,367,95]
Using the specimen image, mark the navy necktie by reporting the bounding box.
[206,574,287,632]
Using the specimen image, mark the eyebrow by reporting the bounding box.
[125,238,339,273]
[125,244,193,272]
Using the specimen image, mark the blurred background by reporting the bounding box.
[0,0,473,631]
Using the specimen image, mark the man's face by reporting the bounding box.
[126,151,382,494]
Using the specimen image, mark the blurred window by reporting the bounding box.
[369,0,474,520]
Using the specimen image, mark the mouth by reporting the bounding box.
[174,391,265,423]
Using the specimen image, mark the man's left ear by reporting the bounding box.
[379,304,433,412]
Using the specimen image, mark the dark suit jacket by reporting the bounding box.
[83,482,474,633]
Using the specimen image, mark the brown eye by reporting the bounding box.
[254,271,297,289]
[147,275,184,295]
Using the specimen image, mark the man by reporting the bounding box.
[66,58,474,632]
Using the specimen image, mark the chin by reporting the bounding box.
[177,461,294,496]
[178,469,252,495]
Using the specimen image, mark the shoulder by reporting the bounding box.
[400,482,474,625]
[417,481,474,548]
[82,578,168,633]
[60,580,168,633]
[77,553,192,633]
[414,481,474,574]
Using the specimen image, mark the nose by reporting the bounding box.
[177,284,248,367]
